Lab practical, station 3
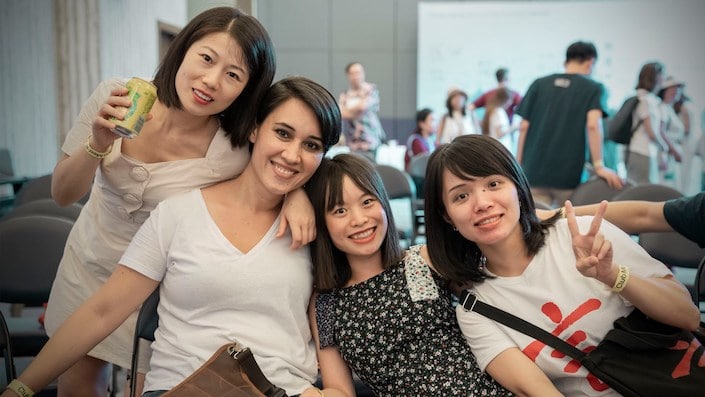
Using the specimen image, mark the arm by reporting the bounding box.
[516,120,530,164]
[570,200,671,235]
[1,266,158,396]
[565,201,700,331]
[586,109,623,189]
[278,188,316,249]
[306,294,356,397]
[435,117,447,146]
[52,85,132,206]
[485,348,564,397]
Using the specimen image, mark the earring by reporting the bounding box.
[452,225,458,231]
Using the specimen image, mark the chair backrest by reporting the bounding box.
[0,310,16,387]
[14,174,89,206]
[2,199,83,222]
[569,177,635,206]
[0,215,74,305]
[0,149,13,177]
[407,152,430,179]
[375,165,417,245]
[129,288,160,397]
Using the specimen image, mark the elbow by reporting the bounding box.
[684,308,702,331]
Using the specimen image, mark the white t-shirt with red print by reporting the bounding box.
[457,216,672,397]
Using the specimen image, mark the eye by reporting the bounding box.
[200,53,213,63]
[275,128,291,139]
[488,180,502,189]
[304,141,323,152]
[226,71,241,81]
[362,197,376,206]
[331,207,347,216]
[453,192,468,202]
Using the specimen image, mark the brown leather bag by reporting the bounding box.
[163,343,287,397]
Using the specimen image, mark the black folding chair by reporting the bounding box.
[128,288,160,397]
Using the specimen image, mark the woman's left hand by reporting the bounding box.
[279,188,316,249]
[565,200,617,286]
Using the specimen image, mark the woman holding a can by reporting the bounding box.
[42,7,315,397]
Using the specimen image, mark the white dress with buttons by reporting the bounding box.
[43,78,249,371]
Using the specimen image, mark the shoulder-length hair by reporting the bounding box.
[305,154,403,291]
[424,134,559,283]
[445,89,468,117]
[255,77,341,153]
[153,7,276,148]
[636,62,664,92]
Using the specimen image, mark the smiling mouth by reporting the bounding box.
[193,89,213,102]
[350,227,375,240]
[272,161,296,176]
[475,215,501,226]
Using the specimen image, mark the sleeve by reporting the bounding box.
[411,137,427,156]
[315,293,337,349]
[515,82,536,120]
[119,196,181,281]
[61,78,125,155]
[588,82,607,114]
[635,94,650,120]
[663,193,705,248]
[473,92,488,109]
[456,303,517,372]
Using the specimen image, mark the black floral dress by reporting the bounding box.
[316,245,511,397]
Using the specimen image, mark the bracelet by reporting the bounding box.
[592,159,604,169]
[6,379,35,397]
[84,134,113,159]
[611,265,630,293]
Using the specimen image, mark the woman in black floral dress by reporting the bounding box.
[304,154,521,396]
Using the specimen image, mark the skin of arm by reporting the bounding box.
[571,200,671,235]
[586,110,623,189]
[565,201,701,331]
[307,294,356,397]
[52,88,133,206]
[484,348,564,397]
[0,266,158,396]
[435,116,447,146]
[516,119,530,164]
[278,187,317,249]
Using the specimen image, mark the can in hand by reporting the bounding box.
[111,77,157,139]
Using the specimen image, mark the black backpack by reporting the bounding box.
[607,96,642,144]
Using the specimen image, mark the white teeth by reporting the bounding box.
[194,89,213,102]
[273,163,294,175]
[478,216,500,226]
[351,229,374,240]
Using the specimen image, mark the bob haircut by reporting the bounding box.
[424,134,559,283]
[254,76,341,153]
[636,62,664,92]
[153,7,276,148]
[305,153,403,291]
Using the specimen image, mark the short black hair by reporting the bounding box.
[565,41,597,63]
[496,67,508,82]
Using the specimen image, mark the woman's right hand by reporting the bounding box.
[91,86,133,150]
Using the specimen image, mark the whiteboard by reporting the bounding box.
[418,0,705,117]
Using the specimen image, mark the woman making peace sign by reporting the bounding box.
[423,135,700,397]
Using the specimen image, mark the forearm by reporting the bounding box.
[486,349,563,397]
[51,137,109,206]
[572,201,671,235]
[586,120,604,167]
[517,120,529,164]
[619,273,700,330]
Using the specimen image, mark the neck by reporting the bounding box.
[479,234,531,277]
[345,251,384,286]
[227,169,285,214]
[153,101,216,136]
[564,62,590,75]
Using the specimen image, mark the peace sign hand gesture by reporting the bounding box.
[564,200,618,287]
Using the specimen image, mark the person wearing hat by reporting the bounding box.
[656,76,685,188]
[435,87,476,145]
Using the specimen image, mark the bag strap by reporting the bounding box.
[459,290,586,361]
[234,346,288,397]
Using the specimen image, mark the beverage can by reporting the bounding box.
[111,77,157,139]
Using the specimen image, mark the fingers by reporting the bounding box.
[586,200,607,237]
[564,200,580,238]
[276,217,288,239]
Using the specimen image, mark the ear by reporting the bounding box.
[249,127,258,144]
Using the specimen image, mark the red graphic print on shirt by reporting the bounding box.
[522,299,610,392]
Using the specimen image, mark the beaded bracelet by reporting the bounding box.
[84,134,113,159]
[611,265,630,293]
[5,379,35,397]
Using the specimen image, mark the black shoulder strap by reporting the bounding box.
[459,290,586,361]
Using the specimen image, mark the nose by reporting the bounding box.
[350,207,368,227]
[202,69,220,90]
[473,189,493,212]
[281,142,302,164]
